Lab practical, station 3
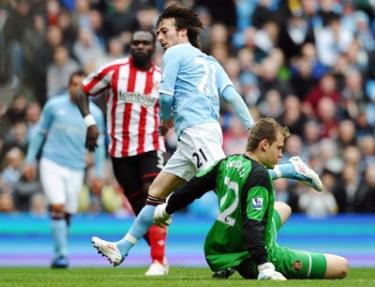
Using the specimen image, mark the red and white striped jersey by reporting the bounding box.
[81,57,165,157]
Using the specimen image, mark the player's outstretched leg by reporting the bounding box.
[92,196,163,266]
[91,236,124,266]
[268,156,323,191]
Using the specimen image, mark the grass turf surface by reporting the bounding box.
[0,267,373,287]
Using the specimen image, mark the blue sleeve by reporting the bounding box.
[221,86,254,129]
[25,130,45,164]
[91,104,106,177]
[25,101,54,164]
[215,60,234,94]
[159,92,174,120]
[159,46,181,120]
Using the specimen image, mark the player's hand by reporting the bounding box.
[153,203,172,227]
[159,119,173,136]
[257,262,287,281]
[90,177,104,195]
[22,164,36,181]
[86,125,99,152]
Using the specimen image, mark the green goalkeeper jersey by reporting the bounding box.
[201,154,275,271]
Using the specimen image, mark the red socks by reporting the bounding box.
[148,224,167,264]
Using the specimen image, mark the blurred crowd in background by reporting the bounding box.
[0,0,374,218]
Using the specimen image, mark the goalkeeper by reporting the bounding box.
[154,118,348,280]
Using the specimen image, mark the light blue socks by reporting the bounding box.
[51,219,68,258]
[268,163,295,180]
[116,205,155,256]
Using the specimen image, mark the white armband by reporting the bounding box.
[83,114,96,127]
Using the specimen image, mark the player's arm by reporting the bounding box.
[242,169,286,280]
[77,86,99,152]
[23,101,54,176]
[221,85,254,129]
[91,105,106,178]
[215,62,254,129]
[89,105,106,194]
[158,46,180,134]
[154,160,223,225]
[241,170,270,265]
[24,100,54,165]
[77,67,111,151]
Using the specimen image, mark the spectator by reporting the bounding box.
[289,55,316,100]
[24,102,41,140]
[336,120,357,151]
[258,89,284,118]
[278,11,315,61]
[102,0,138,43]
[316,97,339,138]
[47,45,79,98]
[2,0,33,85]
[223,116,247,155]
[257,56,291,100]
[303,73,341,116]
[339,68,367,120]
[73,27,105,72]
[5,93,27,124]
[0,192,15,213]
[299,170,338,218]
[33,25,65,103]
[251,0,276,29]
[358,136,375,166]
[13,164,42,212]
[355,164,375,212]
[0,147,24,191]
[333,164,361,213]
[0,122,29,163]
[279,95,308,136]
[315,13,353,67]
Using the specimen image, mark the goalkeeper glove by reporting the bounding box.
[153,203,172,227]
[257,262,287,281]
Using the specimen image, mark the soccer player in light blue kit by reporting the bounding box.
[24,70,105,268]
[91,5,323,269]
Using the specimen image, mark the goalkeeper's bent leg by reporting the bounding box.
[116,195,165,256]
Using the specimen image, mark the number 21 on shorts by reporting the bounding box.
[192,148,208,168]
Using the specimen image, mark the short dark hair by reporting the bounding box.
[69,70,86,84]
[131,28,157,45]
[246,118,290,151]
[156,4,203,48]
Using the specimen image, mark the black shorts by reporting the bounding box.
[111,150,164,198]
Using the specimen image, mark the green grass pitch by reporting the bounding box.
[0,267,373,287]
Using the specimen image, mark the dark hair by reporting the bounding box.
[246,118,290,151]
[69,70,86,84]
[156,4,203,48]
[131,28,157,45]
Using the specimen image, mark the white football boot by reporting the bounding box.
[91,236,124,266]
[289,156,323,191]
[145,257,169,276]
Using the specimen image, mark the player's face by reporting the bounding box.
[69,75,84,103]
[264,132,284,168]
[130,31,155,66]
[156,18,188,51]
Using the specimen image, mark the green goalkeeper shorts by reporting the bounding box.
[270,245,327,279]
[234,210,327,279]
[270,211,327,278]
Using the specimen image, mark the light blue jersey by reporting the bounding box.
[159,42,253,136]
[25,94,105,176]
